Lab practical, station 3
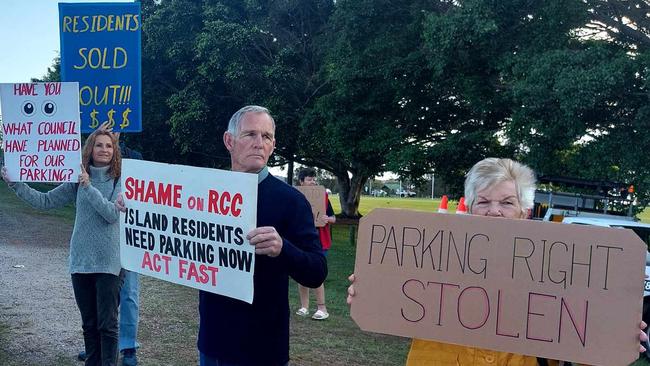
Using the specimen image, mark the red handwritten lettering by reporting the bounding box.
[124,177,183,208]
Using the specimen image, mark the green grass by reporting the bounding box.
[329,194,458,217]
[632,358,650,366]
[639,209,650,224]
[0,182,75,222]
[330,194,650,223]
[288,226,409,365]
[137,277,199,365]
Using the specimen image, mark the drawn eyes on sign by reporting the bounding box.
[21,101,36,117]
[42,101,57,116]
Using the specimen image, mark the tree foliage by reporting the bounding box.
[299,0,451,215]
[412,0,650,213]
[136,0,334,168]
[35,0,650,216]
[32,56,61,82]
[582,0,650,50]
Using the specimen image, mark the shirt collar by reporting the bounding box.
[257,166,269,184]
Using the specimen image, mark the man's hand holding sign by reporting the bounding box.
[247,226,283,257]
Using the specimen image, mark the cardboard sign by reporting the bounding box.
[0,82,81,183]
[296,185,327,227]
[59,2,142,132]
[120,159,258,303]
[351,208,646,366]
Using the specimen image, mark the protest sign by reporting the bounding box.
[296,185,327,227]
[59,2,142,132]
[0,82,81,183]
[350,208,646,366]
[120,159,258,303]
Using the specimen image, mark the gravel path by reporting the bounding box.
[0,207,82,366]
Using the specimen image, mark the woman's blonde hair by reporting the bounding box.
[81,130,121,179]
[464,158,536,215]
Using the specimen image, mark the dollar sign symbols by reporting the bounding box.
[120,108,132,129]
[89,109,100,129]
[105,109,116,128]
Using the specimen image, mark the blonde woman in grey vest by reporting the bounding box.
[2,129,123,366]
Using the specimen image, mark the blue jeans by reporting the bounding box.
[119,270,140,351]
[199,352,288,366]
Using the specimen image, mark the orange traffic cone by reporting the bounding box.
[456,197,467,214]
[437,195,448,213]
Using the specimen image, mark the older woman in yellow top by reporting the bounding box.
[406,158,544,365]
[348,158,647,366]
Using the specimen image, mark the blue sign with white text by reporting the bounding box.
[59,2,142,132]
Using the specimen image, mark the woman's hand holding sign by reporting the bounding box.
[641,321,648,353]
[115,193,126,213]
[98,120,121,141]
[247,226,283,257]
[79,164,90,187]
[316,213,334,227]
[1,166,11,183]
[346,274,355,305]
[97,121,113,134]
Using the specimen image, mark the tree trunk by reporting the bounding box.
[336,173,367,218]
[287,160,294,185]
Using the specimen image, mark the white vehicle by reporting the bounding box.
[396,189,416,198]
[561,217,650,244]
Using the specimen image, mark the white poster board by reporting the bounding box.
[0,82,81,182]
[120,159,258,303]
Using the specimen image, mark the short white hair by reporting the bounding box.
[227,105,275,135]
[464,158,536,215]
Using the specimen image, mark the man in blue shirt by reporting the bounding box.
[197,105,327,366]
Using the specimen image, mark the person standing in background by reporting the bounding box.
[116,133,142,366]
[295,167,335,320]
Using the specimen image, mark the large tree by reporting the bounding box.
[504,1,650,211]
[582,0,650,50]
[409,1,588,192]
[135,0,216,164]
[129,0,650,216]
[137,0,333,168]
[409,0,650,211]
[297,0,480,216]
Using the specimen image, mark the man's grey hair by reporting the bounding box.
[464,158,536,215]
[227,105,276,135]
